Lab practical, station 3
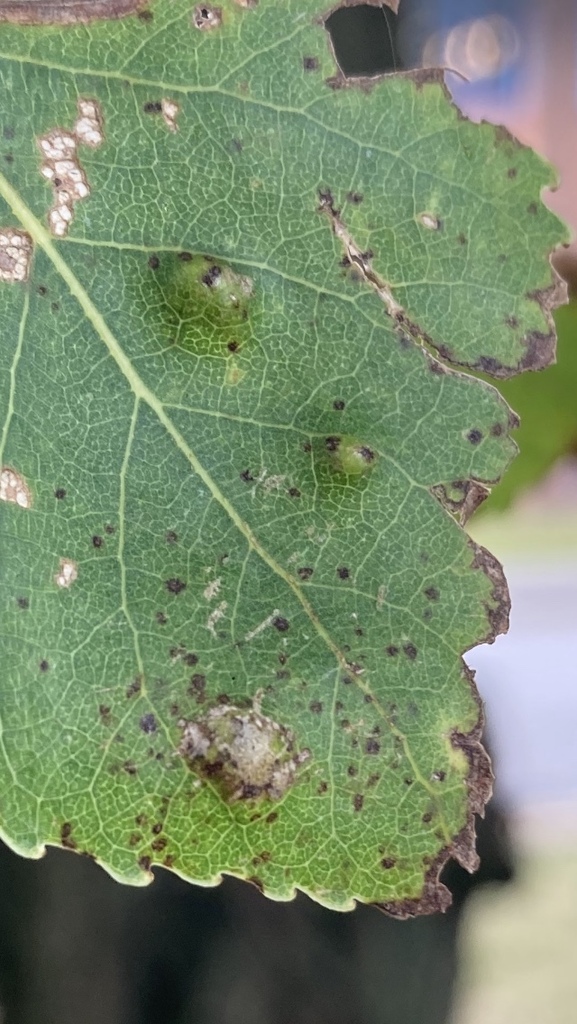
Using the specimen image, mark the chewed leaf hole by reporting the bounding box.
[326,4,403,77]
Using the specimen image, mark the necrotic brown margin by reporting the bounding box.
[0,0,146,23]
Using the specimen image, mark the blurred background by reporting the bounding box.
[1,2,576,1023]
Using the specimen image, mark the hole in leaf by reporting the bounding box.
[326,4,403,77]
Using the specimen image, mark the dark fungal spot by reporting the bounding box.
[148,255,160,270]
[302,441,312,453]
[303,55,319,71]
[325,435,340,452]
[99,704,112,726]
[188,674,206,701]
[60,822,76,850]
[163,853,176,867]
[165,530,178,543]
[353,793,364,812]
[403,643,417,661]
[424,586,439,601]
[169,702,180,717]
[367,773,380,787]
[137,8,153,20]
[126,677,142,699]
[333,398,345,410]
[155,611,167,625]
[3,153,13,164]
[335,700,343,712]
[288,487,301,498]
[431,769,446,782]
[51,302,60,312]
[422,811,433,823]
[297,567,313,580]
[178,251,193,262]
[37,285,48,296]
[347,765,357,777]
[340,719,350,729]
[381,857,396,869]
[354,627,363,637]
[363,693,373,704]
[201,263,221,287]
[423,608,432,622]
[276,669,290,680]
[507,167,518,178]
[227,340,239,352]
[216,693,230,705]
[278,652,287,665]
[457,233,467,245]
[166,578,186,595]
[39,659,49,672]
[365,737,380,755]
[138,855,152,871]
[265,811,278,824]
[151,836,167,852]
[143,100,162,114]
[403,777,414,786]
[309,700,323,714]
[183,652,198,667]
[104,524,115,535]
[467,428,483,445]
[54,487,66,499]
[527,202,538,215]
[92,535,103,548]
[491,423,504,437]
[317,780,328,794]
[16,596,29,609]
[386,645,399,657]
[505,315,519,329]
[3,127,14,140]
[123,761,138,775]
[240,468,254,483]
[230,137,243,153]
[140,713,157,734]
[337,566,350,580]
[272,616,289,632]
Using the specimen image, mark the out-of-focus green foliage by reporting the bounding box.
[480,301,577,513]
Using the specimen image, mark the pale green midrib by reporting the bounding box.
[117,395,145,677]
[0,287,28,466]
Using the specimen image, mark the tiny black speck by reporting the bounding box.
[385,645,399,657]
[92,535,103,549]
[365,737,380,754]
[165,578,186,595]
[424,586,439,601]
[297,567,313,580]
[39,659,49,672]
[337,566,350,580]
[353,794,364,812]
[403,643,418,661]
[140,713,158,734]
[333,399,345,411]
[137,8,154,20]
[303,56,319,71]
[288,487,301,498]
[148,255,160,270]
[143,100,162,114]
[272,616,289,632]
[240,469,255,483]
[178,251,193,262]
[467,428,483,445]
[309,700,323,713]
[54,488,66,500]
[17,597,29,610]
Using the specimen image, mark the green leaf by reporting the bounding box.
[0,0,567,914]
[478,300,577,514]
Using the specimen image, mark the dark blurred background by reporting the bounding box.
[1,3,576,1023]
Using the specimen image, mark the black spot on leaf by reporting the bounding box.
[39,659,49,672]
[54,488,66,499]
[353,794,364,812]
[166,578,186,595]
[467,428,483,445]
[303,56,319,71]
[403,644,418,660]
[140,713,157,734]
[272,616,289,632]
[365,737,380,754]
